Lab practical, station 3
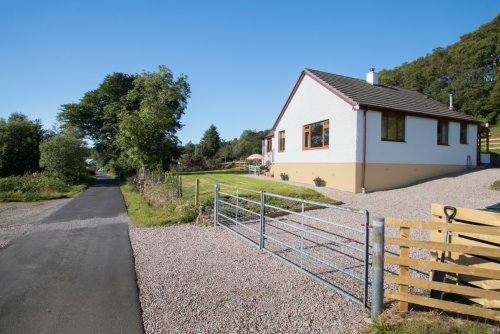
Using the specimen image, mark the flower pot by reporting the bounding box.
[280,176,287,181]
[314,181,321,187]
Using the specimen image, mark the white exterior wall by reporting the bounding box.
[364,110,477,165]
[272,75,358,163]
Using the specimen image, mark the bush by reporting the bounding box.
[39,135,87,183]
[0,174,80,202]
[108,155,136,179]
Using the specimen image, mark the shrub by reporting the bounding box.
[108,155,136,179]
[0,173,82,201]
[0,174,69,193]
[39,135,87,183]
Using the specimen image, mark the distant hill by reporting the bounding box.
[379,15,499,125]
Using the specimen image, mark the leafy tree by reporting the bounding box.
[58,72,136,164]
[219,139,236,162]
[39,135,87,183]
[199,124,221,159]
[0,113,44,177]
[117,66,190,169]
[178,141,203,170]
[183,141,196,156]
[379,14,500,124]
[233,129,268,159]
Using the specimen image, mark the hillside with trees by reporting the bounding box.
[379,14,499,124]
[178,126,268,171]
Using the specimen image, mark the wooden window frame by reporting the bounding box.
[437,120,449,146]
[381,112,405,142]
[266,138,273,151]
[278,131,285,152]
[303,120,329,150]
[460,122,468,145]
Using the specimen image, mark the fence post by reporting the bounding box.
[371,216,385,321]
[195,178,200,207]
[363,210,370,309]
[179,175,182,198]
[259,191,265,250]
[214,183,219,227]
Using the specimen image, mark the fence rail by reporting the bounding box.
[384,205,500,322]
[213,183,372,308]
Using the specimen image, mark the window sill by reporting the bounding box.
[303,146,329,151]
[437,144,449,146]
[381,139,406,143]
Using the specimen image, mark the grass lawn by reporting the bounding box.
[179,170,339,205]
[120,169,339,227]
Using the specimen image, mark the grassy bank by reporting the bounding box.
[0,174,91,202]
[364,311,495,334]
[120,181,197,227]
[120,170,339,227]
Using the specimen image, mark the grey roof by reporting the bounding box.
[306,69,477,122]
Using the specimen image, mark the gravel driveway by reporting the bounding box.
[130,169,499,333]
[0,198,70,249]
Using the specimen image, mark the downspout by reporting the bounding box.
[361,108,367,193]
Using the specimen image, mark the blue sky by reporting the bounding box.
[0,1,498,144]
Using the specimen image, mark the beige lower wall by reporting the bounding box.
[269,163,359,193]
[364,163,466,192]
[270,162,467,193]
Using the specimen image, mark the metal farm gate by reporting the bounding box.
[213,183,372,308]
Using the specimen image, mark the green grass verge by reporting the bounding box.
[0,174,92,202]
[119,169,339,227]
[179,170,339,205]
[490,180,500,191]
[119,181,197,227]
[364,311,496,334]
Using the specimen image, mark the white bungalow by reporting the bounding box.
[262,68,478,193]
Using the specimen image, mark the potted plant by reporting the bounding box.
[313,176,322,187]
[280,172,288,181]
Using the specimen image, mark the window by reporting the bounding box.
[381,112,405,142]
[303,120,329,149]
[460,123,467,144]
[266,138,272,151]
[278,131,285,152]
[437,120,449,145]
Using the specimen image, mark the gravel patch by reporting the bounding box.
[0,198,70,249]
[130,224,368,334]
[131,169,499,333]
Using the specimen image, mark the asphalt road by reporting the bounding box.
[0,174,143,334]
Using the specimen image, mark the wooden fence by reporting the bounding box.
[234,160,249,170]
[483,137,500,153]
[384,204,500,321]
